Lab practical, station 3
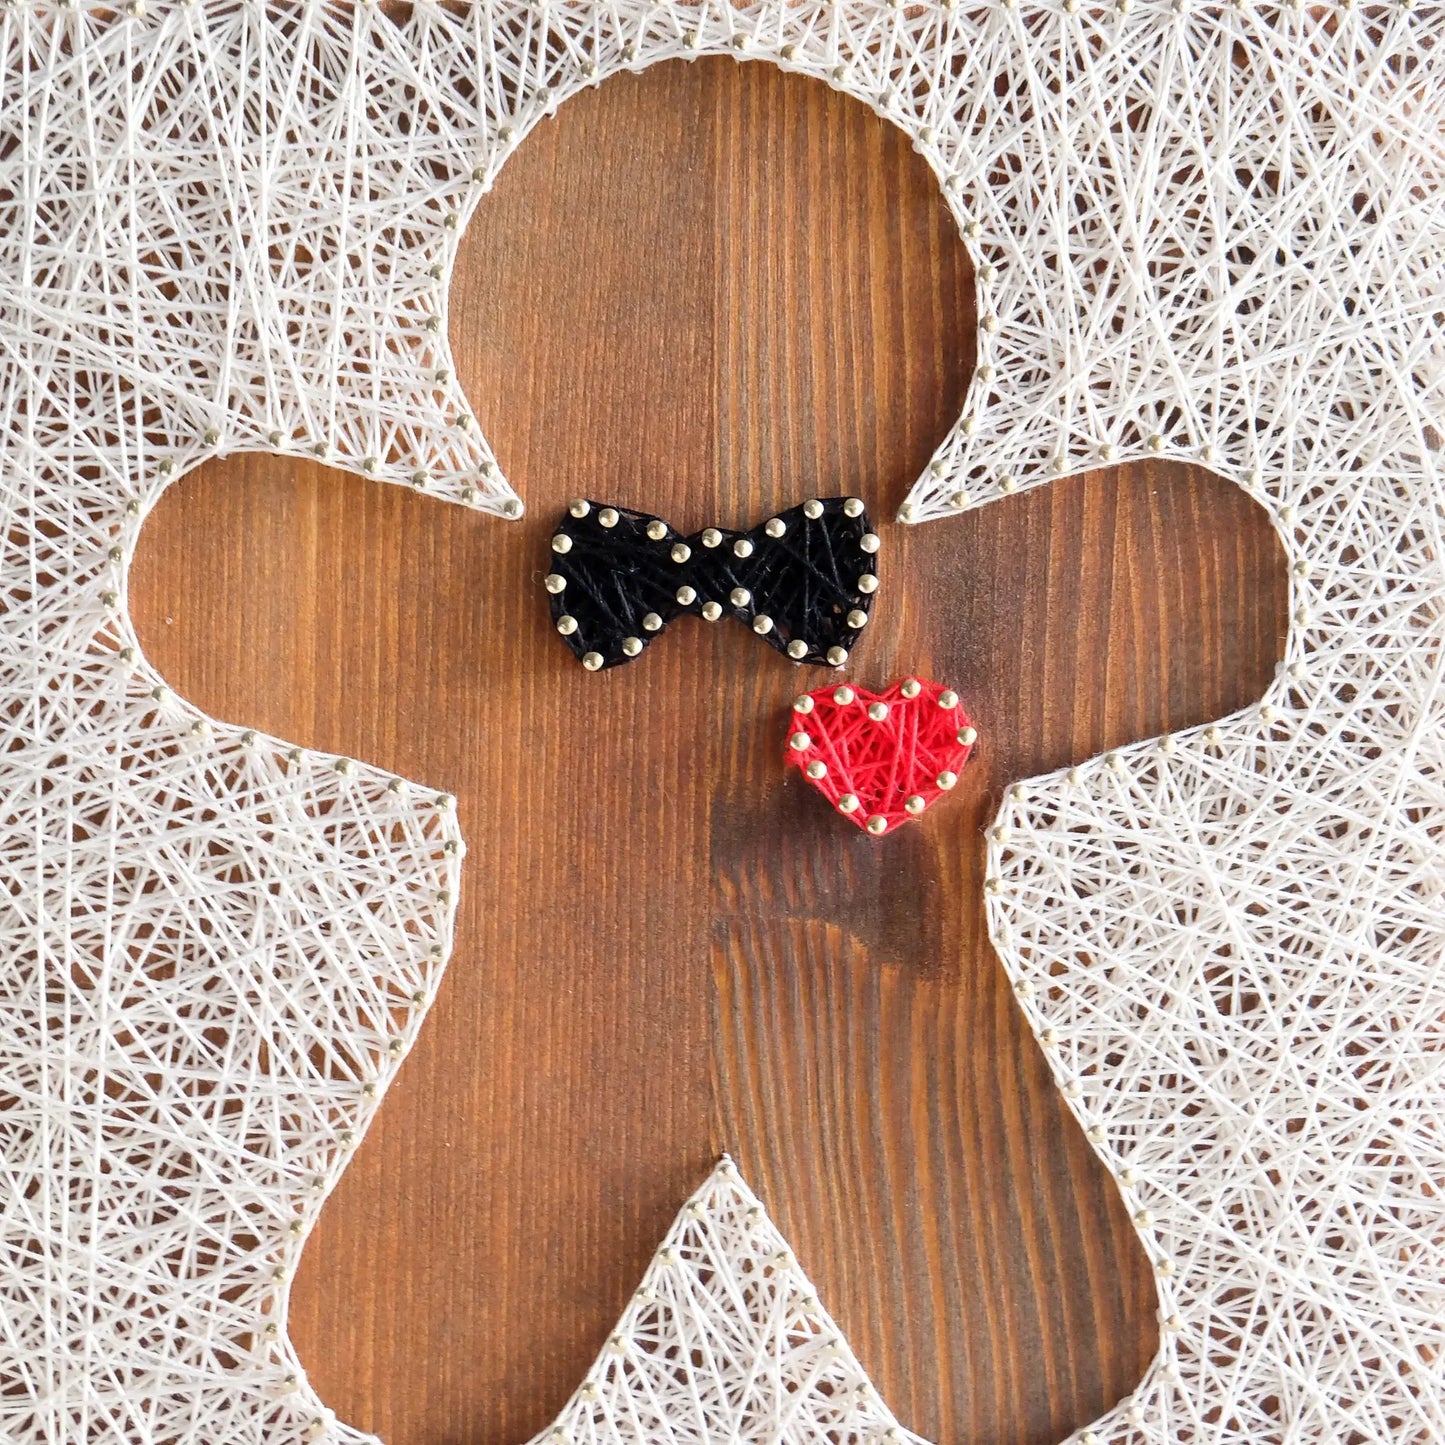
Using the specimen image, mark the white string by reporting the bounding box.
[0,3,1441,1444]
[524,1161,928,1445]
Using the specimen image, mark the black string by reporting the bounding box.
[543,499,879,670]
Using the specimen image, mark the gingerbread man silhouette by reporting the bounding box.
[4,7,1438,1445]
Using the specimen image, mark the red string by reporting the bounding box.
[785,678,977,836]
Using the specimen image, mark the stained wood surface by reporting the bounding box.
[129,61,1289,1445]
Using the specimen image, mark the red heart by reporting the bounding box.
[784,678,977,836]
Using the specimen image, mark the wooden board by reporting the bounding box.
[129,59,1289,1445]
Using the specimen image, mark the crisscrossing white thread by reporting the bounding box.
[0,3,1441,1444]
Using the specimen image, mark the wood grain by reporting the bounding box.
[129,60,1289,1445]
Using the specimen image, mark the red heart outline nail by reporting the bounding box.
[785,678,978,836]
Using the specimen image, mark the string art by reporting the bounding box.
[545,497,878,670]
[786,680,977,835]
[532,1160,929,1445]
[0,3,1441,1444]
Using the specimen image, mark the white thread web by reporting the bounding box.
[0,3,1441,1443]
[513,1161,928,1445]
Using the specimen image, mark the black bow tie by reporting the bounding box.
[543,497,881,671]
